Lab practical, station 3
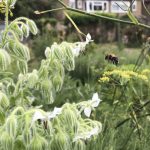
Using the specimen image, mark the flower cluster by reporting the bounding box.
[142,69,150,75]
[99,76,110,83]
[99,69,149,84]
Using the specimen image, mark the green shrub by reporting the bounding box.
[65,11,117,30]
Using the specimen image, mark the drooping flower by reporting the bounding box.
[85,33,93,44]
[73,126,102,142]
[47,107,62,120]
[32,111,46,125]
[72,33,93,57]
[83,93,102,117]
[31,107,62,125]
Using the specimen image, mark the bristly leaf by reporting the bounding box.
[0,131,14,150]
[0,49,11,70]
[0,91,10,108]
[29,134,48,150]
[21,24,30,38]
[17,60,28,74]
[5,115,17,138]
[27,20,38,35]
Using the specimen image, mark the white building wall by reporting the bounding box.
[86,0,109,12]
[68,0,137,14]
[111,1,137,13]
[69,0,76,8]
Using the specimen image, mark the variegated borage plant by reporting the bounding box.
[0,0,102,149]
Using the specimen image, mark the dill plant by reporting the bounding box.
[0,0,102,150]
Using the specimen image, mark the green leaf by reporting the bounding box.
[29,134,48,150]
[0,91,10,108]
[21,24,30,38]
[127,10,139,25]
[73,139,86,150]
[27,20,38,35]
[0,132,14,150]
[17,60,28,74]
[0,49,11,70]
[11,23,24,41]
[5,115,18,138]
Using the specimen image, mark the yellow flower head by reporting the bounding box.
[137,75,148,82]
[142,69,150,75]
[99,76,110,83]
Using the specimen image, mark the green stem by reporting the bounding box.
[115,101,150,129]
[57,0,150,30]
[133,45,149,71]
[142,0,150,16]
[34,7,65,14]
[5,2,9,28]
[120,127,135,150]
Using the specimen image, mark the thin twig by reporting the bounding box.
[115,103,150,129]
[129,0,136,10]
[133,45,149,71]
[34,7,65,14]
[142,0,150,16]
[57,0,150,29]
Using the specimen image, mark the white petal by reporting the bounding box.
[91,93,101,107]
[91,99,101,108]
[53,107,62,115]
[85,133,92,139]
[32,111,45,123]
[45,47,51,58]
[92,93,99,101]
[90,127,99,136]
[84,107,91,117]
[86,33,91,43]
[73,135,82,142]
[86,33,93,44]
[72,46,80,57]
[48,113,56,119]
[47,107,62,120]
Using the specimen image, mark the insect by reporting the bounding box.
[105,54,119,65]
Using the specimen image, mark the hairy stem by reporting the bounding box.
[5,2,9,28]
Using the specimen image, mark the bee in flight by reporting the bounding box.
[105,54,119,65]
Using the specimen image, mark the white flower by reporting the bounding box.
[91,93,101,107]
[31,111,46,126]
[90,127,99,136]
[72,46,81,57]
[73,126,101,142]
[84,107,91,118]
[31,107,62,125]
[72,33,93,57]
[86,33,93,44]
[48,107,62,119]
[45,47,51,58]
[84,93,102,117]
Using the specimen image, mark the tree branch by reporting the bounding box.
[57,0,150,29]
